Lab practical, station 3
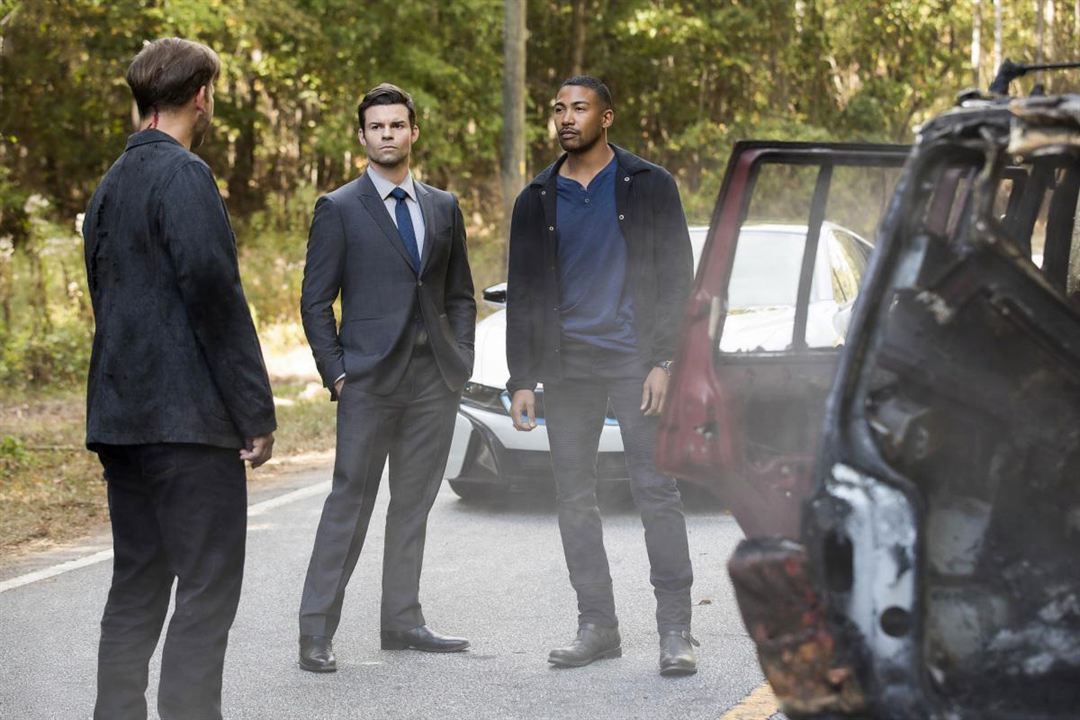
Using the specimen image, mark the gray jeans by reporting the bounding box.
[544,374,693,632]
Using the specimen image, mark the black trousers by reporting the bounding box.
[93,443,247,720]
[544,374,693,633]
[299,347,459,637]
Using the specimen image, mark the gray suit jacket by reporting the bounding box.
[300,172,476,398]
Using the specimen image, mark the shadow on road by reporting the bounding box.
[445,481,727,518]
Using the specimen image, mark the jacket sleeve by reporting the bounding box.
[299,194,347,398]
[445,195,477,370]
[505,189,537,394]
[652,171,694,365]
[161,161,277,439]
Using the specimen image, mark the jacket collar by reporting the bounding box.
[528,143,650,188]
[124,129,184,152]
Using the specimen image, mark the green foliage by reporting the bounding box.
[1,0,1076,392]
[0,434,25,462]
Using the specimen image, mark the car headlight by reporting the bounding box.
[461,381,509,414]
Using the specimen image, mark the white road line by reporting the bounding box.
[0,549,115,594]
[247,480,330,517]
[0,480,332,594]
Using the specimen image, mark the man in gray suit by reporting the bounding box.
[297,83,476,672]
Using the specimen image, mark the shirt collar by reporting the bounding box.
[367,166,416,202]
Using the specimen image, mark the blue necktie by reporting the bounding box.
[389,187,421,272]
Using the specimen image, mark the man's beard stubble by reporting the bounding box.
[558,127,603,155]
[192,115,212,149]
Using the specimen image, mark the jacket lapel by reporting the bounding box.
[356,173,416,272]
[416,182,437,275]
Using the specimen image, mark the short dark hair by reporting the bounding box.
[357,83,417,129]
[560,75,614,111]
[126,38,220,117]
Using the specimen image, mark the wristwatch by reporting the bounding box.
[656,360,674,375]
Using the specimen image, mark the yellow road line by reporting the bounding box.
[720,682,779,720]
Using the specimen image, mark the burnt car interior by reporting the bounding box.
[838,116,1080,716]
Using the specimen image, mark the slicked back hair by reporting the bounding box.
[357,83,417,130]
[560,75,614,111]
[126,38,220,118]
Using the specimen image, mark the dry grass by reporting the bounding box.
[0,393,106,551]
[0,351,338,556]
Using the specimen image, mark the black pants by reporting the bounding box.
[544,374,693,632]
[299,347,459,637]
[93,443,247,720]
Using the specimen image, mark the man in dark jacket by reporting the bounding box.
[82,38,275,720]
[507,76,698,676]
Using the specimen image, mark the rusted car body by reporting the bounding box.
[659,97,1080,718]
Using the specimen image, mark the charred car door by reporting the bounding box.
[658,142,908,538]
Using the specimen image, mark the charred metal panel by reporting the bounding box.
[729,537,867,717]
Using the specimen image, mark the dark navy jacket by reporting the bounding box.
[82,130,276,449]
[506,145,694,394]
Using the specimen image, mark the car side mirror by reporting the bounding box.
[482,282,508,309]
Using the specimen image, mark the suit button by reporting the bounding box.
[618,214,625,220]
[548,226,555,231]
[417,280,423,287]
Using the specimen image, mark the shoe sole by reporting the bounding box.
[547,646,623,668]
[380,639,470,652]
[298,659,337,673]
[659,663,697,677]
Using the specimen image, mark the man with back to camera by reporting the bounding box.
[297,83,476,672]
[506,76,699,676]
[82,38,276,720]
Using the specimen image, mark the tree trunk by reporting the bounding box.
[971,0,982,88]
[227,77,259,215]
[1035,0,1045,84]
[994,0,1003,71]
[570,0,587,76]
[501,0,527,241]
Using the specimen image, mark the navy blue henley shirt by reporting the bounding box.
[555,157,637,356]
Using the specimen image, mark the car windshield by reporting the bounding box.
[728,226,823,310]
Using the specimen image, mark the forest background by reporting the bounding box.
[0,0,1075,549]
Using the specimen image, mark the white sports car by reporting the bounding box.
[444,222,868,500]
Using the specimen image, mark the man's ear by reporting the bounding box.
[411,123,420,143]
[602,109,614,129]
[194,85,211,113]
[357,128,368,148]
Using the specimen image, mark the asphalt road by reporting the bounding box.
[0,464,764,720]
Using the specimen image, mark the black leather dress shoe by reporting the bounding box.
[380,625,470,652]
[299,634,337,673]
[659,630,699,676]
[548,623,622,668]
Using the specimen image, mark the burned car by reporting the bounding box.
[659,98,1080,717]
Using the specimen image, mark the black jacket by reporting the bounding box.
[300,172,476,398]
[83,130,276,449]
[506,145,693,394]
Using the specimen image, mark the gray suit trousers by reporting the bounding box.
[299,347,459,636]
